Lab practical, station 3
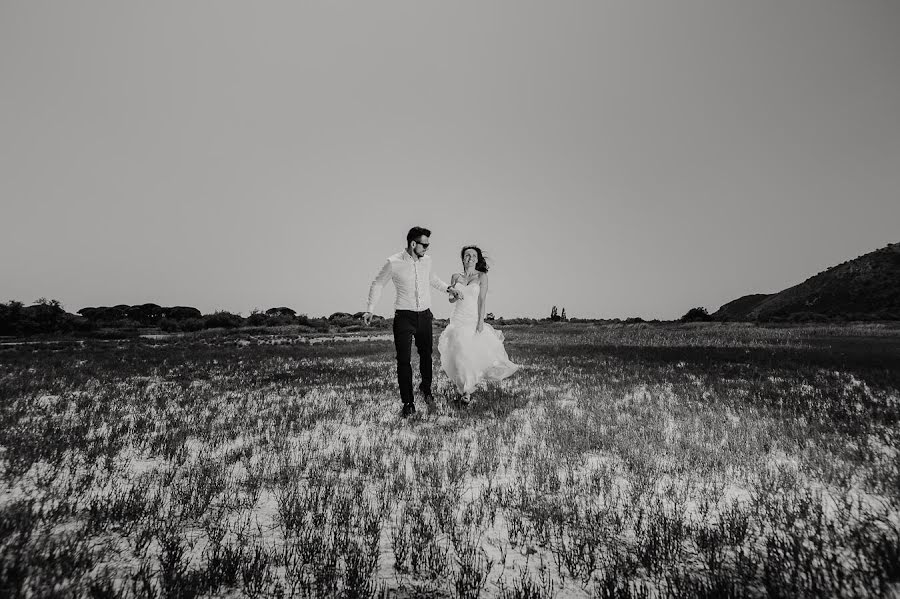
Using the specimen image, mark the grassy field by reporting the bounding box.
[1,322,899,598]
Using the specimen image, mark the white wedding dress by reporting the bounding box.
[438,280,519,395]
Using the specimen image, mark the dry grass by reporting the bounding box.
[1,322,898,598]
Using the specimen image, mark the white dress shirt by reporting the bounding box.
[367,251,451,313]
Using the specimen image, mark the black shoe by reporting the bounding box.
[401,403,417,418]
[419,387,436,406]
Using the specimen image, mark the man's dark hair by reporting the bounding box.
[407,226,432,244]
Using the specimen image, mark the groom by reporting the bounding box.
[364,226,460,417]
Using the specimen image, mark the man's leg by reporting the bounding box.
[414,309,434,397]
[393,311,416,408]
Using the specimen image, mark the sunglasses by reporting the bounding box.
[415,240,430,249]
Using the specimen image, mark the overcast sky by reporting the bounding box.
[2,1,899,320]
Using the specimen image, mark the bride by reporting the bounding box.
[438,245,519,403]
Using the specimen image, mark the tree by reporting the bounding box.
[550,306,559,321]
[128,303,164,324]
[79,306,128,322]
[680,307,712,322]
[560,308,567,321]
[2,298,85,336]
[30,298,67,328]
[35,297,62,309]
[0,301,25,336]
[165,306,202,320]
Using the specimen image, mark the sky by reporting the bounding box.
[2,1,899,320]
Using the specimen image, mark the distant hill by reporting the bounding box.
[713,294,772,321]
[713,242,900,321]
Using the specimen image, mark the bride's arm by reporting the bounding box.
[476,273,489,331]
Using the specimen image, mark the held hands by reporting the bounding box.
[447,286,462,301]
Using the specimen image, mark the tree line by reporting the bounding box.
[0,300,393,337]
[8,297,857,339]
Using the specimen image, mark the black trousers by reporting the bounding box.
[393,309,433,406]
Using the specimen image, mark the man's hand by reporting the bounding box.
[447,287,461,301]
[363,312,373,325]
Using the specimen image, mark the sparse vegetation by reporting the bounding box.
[1,322,898,597]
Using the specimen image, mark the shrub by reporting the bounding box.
[180,318,205,332]
[266,314,297,327]
[159,318,180,332]
[308,318,331,332]
[204,311,244,329]
[246,311,269,327]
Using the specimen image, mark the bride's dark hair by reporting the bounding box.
[461,245,489,273]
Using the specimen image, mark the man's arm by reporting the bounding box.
[448,273,461,303]
[365,260,392,318]
[429,263,461,299]
[429,266,451,293]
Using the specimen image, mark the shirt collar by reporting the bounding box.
[401,250,426,263]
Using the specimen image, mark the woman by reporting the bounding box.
[438,246,519,403]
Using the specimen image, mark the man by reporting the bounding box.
[364,226,461,417]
